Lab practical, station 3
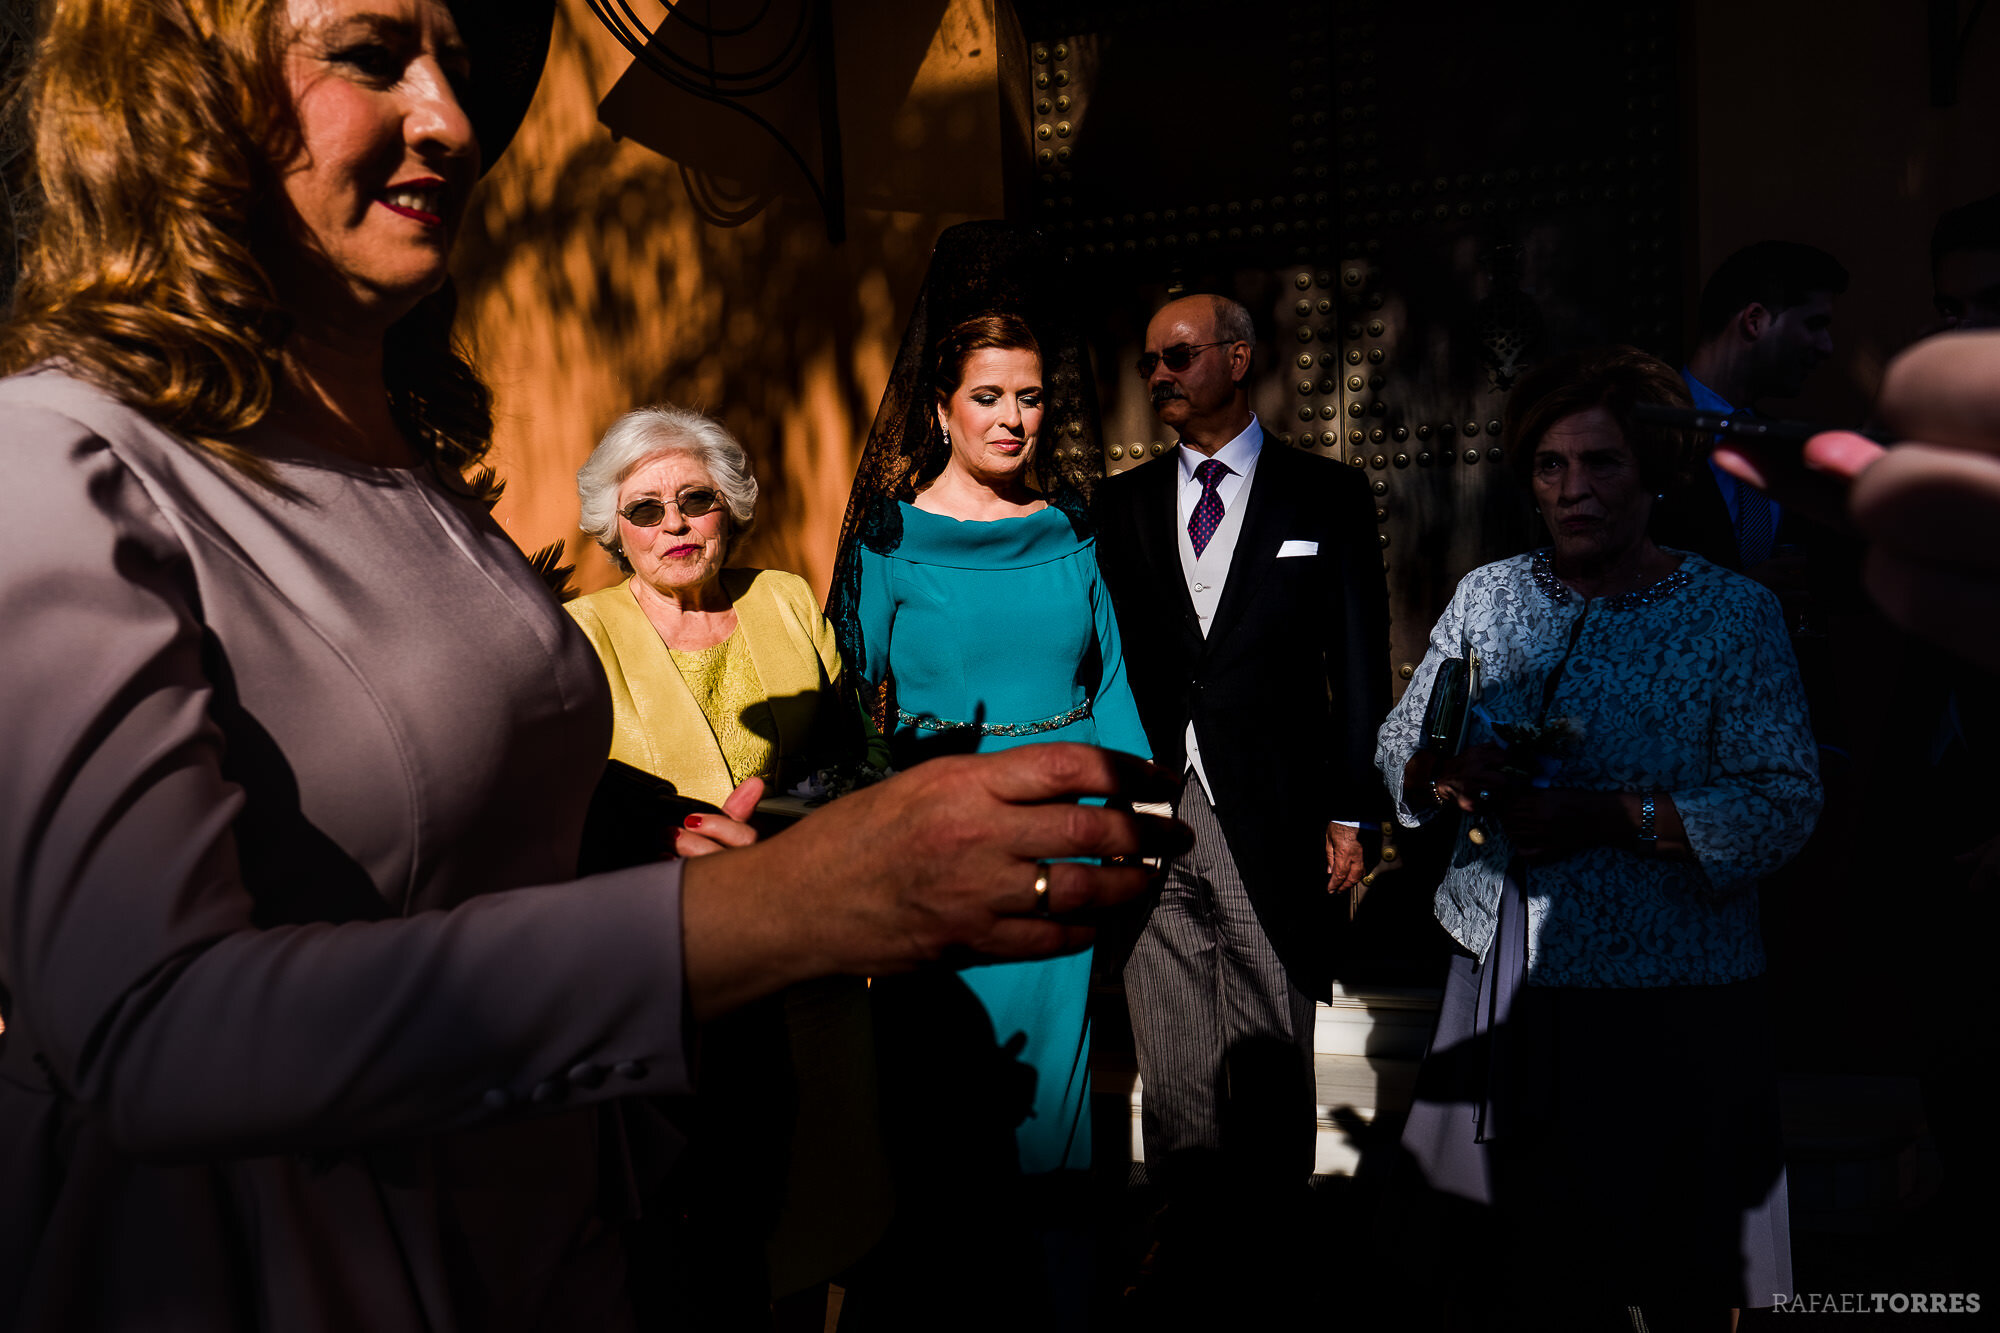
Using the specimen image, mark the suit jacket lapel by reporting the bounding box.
[1207,443,1289,646]
[1133,452,1201,635]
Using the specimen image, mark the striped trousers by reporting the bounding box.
[1122,775,1318,1197]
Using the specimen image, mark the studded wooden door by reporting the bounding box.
[1010,0,1685,704]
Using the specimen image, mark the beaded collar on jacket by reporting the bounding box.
[1530,548,1692,612]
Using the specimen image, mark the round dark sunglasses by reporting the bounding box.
[619,489,724,526]
[1134,340,1232,378]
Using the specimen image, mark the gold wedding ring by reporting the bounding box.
[1032,862,1054,916]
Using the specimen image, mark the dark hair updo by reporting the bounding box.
[918,312,1043,484]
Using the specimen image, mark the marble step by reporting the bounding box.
[1313,982,1442,1062]
[1091,1049,1420,1178]
[1093,984,1441,1178]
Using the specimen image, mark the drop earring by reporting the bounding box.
[942,424,952,447]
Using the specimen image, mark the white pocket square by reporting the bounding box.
[1277,540,1319,558]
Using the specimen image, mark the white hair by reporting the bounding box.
[576,404,759,573]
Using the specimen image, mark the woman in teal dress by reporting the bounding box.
[830,310,1147,1325]
[841,311,1149,1168]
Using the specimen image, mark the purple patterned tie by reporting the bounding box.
[1188,458,1231,557]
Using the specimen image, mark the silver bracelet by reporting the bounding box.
[1637,793,1658,855]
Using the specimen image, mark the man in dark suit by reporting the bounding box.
[1657,240,1847,572]
[1094,294,1389,1301]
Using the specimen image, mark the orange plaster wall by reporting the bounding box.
[454,0,1007,600]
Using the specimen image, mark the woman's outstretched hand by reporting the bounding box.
[1495,787,1691,864]
[678,744,1187,1020]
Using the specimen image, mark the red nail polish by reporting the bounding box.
[685,815,703,829]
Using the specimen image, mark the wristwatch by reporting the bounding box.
[1637,793,1658,855]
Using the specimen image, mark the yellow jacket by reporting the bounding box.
[565,568,874,807]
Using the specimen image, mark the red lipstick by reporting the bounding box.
[378,177,446,226]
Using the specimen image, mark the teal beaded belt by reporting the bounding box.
[896,700,1091,737]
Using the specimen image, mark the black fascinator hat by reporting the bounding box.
[449,0,556,174]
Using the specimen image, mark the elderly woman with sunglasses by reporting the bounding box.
[568,405,888,813]
[565,404,892,1324]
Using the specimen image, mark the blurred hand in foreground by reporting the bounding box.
[1714,330,2000,669]
[678,744,1187,1019]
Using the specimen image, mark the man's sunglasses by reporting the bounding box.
[619,489,725,526]
[1135,341,1233,378]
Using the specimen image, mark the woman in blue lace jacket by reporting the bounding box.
[1376,348,1821,1323]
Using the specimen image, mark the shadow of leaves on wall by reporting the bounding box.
[451,0,995,601]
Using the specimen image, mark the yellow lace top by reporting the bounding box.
[669,627,779,789]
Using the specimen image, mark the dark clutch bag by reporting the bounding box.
[1418,658,1472,755]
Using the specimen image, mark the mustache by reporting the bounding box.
[1150,385,1186,407]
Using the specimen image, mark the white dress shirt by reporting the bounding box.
[1173,418,1263,802]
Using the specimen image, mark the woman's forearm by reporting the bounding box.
[1480,786,1696,862]
[1400,748,1440,809]
[1568,789,1693,860]
[680,837,832,1021]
